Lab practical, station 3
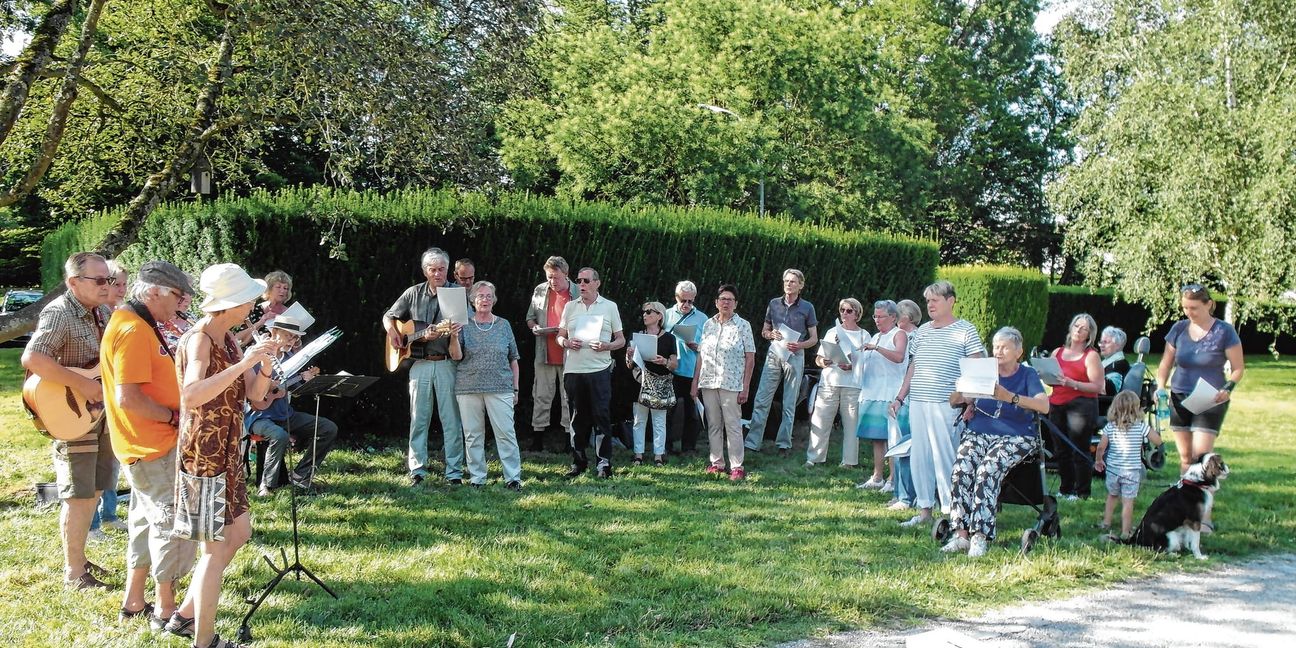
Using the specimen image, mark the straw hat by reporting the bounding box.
[268,302,315,335]
[198,263,267,312]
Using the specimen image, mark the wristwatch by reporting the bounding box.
[1011,394,1020,406]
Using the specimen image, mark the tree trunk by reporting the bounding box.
[0,0,107,208]
[0,0,79,149]
[0,17,239,344]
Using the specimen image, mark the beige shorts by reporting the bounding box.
[123,447,197,581]
[52,420,115,500]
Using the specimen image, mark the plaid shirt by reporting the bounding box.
[26,293,111,368]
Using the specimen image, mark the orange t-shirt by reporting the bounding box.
[101,308,181,463]
[545,287,572,365]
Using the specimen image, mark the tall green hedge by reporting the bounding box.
[44,187,940,435]
[939,265,1049,351]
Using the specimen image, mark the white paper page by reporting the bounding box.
[279,327,342,377]
[772,324,802,362]
[436,286,470,325]
[1181,377,1221,415]
[631,345,645,372]
[954,357,998,399]
[819,340,850,366]
[885,438,911,458]
[1029,356,1063,385]
[671,324,697,343]
[570,315,604,343]
[632,332,659,372]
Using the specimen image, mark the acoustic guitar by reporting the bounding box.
[22,365,105,441]
[384,319,452,372]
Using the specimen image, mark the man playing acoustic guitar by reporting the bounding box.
[383,247,465,487]
[21,251,117,589]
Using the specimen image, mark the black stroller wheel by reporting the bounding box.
[932,518,952,544]
[1021,528,1039,556]
[1043,514,1062,539]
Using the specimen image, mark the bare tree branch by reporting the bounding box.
[0,0,108,208]
[0,0,79,148]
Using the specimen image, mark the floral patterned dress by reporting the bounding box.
[176,327,249,523]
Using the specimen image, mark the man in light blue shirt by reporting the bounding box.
[664,280,706,454]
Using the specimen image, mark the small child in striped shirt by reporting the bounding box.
[1095,390,1163,539]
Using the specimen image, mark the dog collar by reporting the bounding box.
[1179,479,1207,489]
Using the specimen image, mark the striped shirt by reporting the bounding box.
[907,319,984,403]
[1101,420,1148,472]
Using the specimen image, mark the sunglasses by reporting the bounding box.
[576,278,595,284]
[840,308,856,314]
[77,275,118,286]
[1181,283,1208,296]
[642,309,660,315]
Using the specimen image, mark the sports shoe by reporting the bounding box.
[705,464,724,475]
[87,528,110,543]
[729,467,746,481]
[940,536,970,553]
[448,478,463,486]
[596,465,614,479]
[103,519,129,532]
[564,464,588,478]
[886,500,912,511]
[899,514,931,528]
[881,480,893,492]
[505,481,522,491]
[968,535,989,558]
[857,476,886,490]
[409,474,426,487]
[804,461,816,468]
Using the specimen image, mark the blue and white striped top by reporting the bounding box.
[1101,420,1148,472]
[907,319,985,402]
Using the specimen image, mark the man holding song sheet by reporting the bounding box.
[555,267,625,478]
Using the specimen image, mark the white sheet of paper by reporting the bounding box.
[885,438,911,458]
[955,357,999,399]
[834,325,859,359]
[436,286,469,325]
[279,327,342,377]
[819,340,850,366]
[1181,377,1222,415]
[1028,356,1063,385]
[772,324,802,362]
[631,332,659,372]
[671,324,698,343]
[570,315,604,343]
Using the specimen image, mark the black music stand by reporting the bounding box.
[239,373,378,643]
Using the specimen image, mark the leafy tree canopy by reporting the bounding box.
[1051,0,1296,334]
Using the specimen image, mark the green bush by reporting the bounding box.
[45,187,940,434]
[939,265,1049,351]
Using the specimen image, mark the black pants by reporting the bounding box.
[565,368,613,469]
[1051,397,1098,498]
[668,374,701,453]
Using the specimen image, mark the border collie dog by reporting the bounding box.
[1125,453,1229,560]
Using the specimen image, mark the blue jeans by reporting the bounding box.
[90,460,121,531]
[250,411,339,488]
[408,358,464,479]
[744,351,804,450]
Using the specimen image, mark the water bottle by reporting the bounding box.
[1156,389,1170,424]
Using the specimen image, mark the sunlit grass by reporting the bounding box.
[1,348,1292,646]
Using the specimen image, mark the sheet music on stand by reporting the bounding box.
[278,327,342,378]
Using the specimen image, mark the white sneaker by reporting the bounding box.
[103,519,128,532]
[899,514,930,528]
[881,480,893,492]
[941,536,970,553]
[968,535,989,558]
[859,476,885,490]
[887,500,912,511]
[804,461,816,468]
[87,528,109,544]
[1065,494,1080,502]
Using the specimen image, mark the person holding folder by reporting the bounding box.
[556,267,625,478]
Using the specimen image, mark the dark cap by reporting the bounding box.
[138,261,195,296]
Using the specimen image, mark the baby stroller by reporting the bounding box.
[932,412,1065,556]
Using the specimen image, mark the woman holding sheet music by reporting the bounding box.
[853,299,909,488]
[625,302,678,466]
[806,298,866,468]
[1048,313,1105,501]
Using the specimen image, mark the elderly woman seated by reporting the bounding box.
[941,327,1051,558]
[1099,326,1130,395]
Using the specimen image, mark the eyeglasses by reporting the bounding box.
[676,298,693,304]
[716,296,736,302]
[576,278,595,284]
[642,310,660,316]
[840,308,856,314]
[76,275,118,286]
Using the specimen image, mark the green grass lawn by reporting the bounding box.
[2,347,1293,647]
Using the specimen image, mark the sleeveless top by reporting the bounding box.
[1049,346,1097,405]
[176,327,249,524]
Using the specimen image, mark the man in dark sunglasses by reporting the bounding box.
[665,280,705,454]
[21,251,117,590]
[555,267,626,478]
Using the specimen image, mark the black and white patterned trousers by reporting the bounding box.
[949,431,1039,540]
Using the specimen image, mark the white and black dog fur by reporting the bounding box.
[1124,452,1229,560]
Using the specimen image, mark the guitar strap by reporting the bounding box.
[128,300,176,360]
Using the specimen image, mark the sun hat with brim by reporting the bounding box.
[199,263,267,312]
[268,302,314,335]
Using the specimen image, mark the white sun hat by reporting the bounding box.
[268,302,315,335]
[198,263,267,313]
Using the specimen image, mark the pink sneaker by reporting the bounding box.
[729,467,746,481]
[705,464,724,475]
